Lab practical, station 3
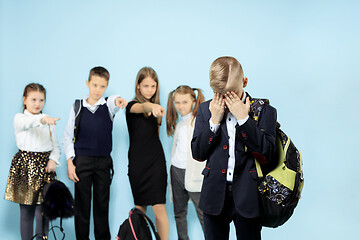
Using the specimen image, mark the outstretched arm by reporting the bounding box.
[41,116,60,125]
[14,113,59,132]
[129,102,165,118]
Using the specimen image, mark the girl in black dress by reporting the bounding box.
[125,67,169,240]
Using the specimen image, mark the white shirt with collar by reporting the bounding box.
[62,95,120,160]
[14,110,61,165]
[209,91,249,182]
[171,112,193,169]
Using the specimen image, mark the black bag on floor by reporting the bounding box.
[117,208,160,240]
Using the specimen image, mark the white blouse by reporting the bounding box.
[170,113,193,169]
[14,110,61,165]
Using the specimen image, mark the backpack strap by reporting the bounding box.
[249,98,269,122]
[131,208,161,240]
[128,210,139,240]
[254,158,263,178]
[249,98,269,178]
[72,99,83,143]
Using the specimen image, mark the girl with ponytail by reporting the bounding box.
[166,85,205,239]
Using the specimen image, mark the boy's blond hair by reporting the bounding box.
[209,56,244,94]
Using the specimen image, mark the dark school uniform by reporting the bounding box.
[126,100,167,206]
[191,92,277,240]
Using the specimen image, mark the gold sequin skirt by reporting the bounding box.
[4,150,55,205]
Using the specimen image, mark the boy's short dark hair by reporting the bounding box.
[88,66,110,82]
[209,56,243,93]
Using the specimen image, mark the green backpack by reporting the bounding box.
[249,98,304,228]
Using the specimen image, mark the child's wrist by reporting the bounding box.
[40,117,47,125]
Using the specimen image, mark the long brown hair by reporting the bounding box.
[22,83,46,112]
[134,67,162,124]
[166,85,204,136]
[134,67,160,104]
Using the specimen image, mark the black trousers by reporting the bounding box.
[203,183,261,240]
[74,155,112,240]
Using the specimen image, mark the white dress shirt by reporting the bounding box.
[14,110,61,165]
[62,95,120,160]
[171,113,193,169]
[209,91,249,182]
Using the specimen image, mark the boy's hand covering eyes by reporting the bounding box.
[224,92,250,120]
[209,92,225,124]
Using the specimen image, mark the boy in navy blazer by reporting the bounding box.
[191,56,277,240]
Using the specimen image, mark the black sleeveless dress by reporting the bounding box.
[125,100,167,205]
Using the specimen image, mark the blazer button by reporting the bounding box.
[223,145,228,150]
[222,169,226,174]
[208,137,213,142]
[242,133,248,138]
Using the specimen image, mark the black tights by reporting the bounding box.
[20,204,49,240]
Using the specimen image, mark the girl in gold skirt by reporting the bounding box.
[4,83,61,240]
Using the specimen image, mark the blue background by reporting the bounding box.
[1,0,359,239]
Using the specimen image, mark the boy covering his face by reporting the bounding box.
[191,56,277,240]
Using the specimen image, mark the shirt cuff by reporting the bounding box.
[209,119,220,133]
[237,115,249,126]
[65,151,75,161]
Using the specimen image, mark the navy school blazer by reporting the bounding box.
[191,93,277,218]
